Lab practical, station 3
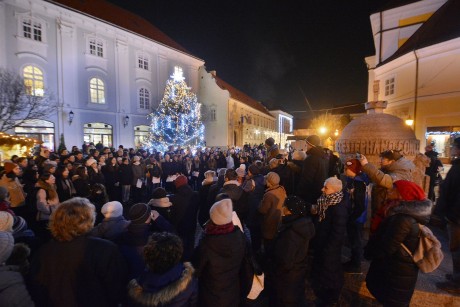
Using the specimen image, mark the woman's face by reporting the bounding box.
[62,168,69,178]
[322,182,337,195]
[46,174,56,184]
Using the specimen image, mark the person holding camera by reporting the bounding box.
[359,149,415,217]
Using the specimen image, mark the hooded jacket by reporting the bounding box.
[296,146,328,204]
[363,157,415,213]
[365,198,432,306]
[127,262,198,307]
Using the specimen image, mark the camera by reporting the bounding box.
[356,152,361,159]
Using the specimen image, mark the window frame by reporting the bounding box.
[18,15,46,43]
[138,87,151,110]
[87,37,105,58]
[137,53,150,71]
[89,77,106,104]
[23,65,45,97]
[384,76,396,97]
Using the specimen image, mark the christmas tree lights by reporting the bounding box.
[143,67,205,152]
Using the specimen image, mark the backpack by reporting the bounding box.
[401,224,444,273]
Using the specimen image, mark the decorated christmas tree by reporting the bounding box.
[143,67,205,152]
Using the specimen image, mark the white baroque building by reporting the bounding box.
[0,0,204,149]
[0,0,293,151]
[365,0,460,161]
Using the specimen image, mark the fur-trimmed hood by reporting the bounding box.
[128,262,195,306]
[387,198,433,225]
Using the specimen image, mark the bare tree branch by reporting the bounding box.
[0,68,58,132]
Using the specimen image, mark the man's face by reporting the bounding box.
[380,158,393,169]
[321,182,336,195]
[19,160,28,168]
[77,153,83,160]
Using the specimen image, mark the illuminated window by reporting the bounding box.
[139,88,150,109]
[23,65,44,96]
[137,54,149,70]
[89,78,105,104]
[23,19,42,41]
[89,38,104,57]
[385,77,395,96]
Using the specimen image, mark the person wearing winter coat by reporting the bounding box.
[28,198,127,307]
[86,157,105,185]
[148,187,174,224]
[272,195,315,307]
[360,149,415,217]
[169,176,199,261]
[0,162,26,210]
[296,135,328,204]
[72,166,91,198]
[365,180,432,306]
[434,137,460,294]
[0,231,35,307]
[101,157,120,201]
[220,169,249,223]
[193,199,246,307]
[343,159,370,274]
[258,172,287,254]
[243,165,265,253]
[55,165,76,202]
[311,176,348,306]
[35,173,60,221]
[131,156,146,203]
[119,158,134,203]
[116,203,174,280]
[90,201,130,241]
[127,232,198,307]
[197,170,217,227]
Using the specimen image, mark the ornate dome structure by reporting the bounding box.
[336,101,420,164]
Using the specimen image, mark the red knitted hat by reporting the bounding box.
[394,180,425,201]
[3,162,18,174]
[174,175,188,188]
[345,159,362,175]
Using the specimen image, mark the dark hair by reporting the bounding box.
[75,166,88,179]
[55,165,69,178]
[39,172,53,181]
[265,137,275,147]
[453,137,460,149]
[224,169,238,181]
[144,232,183,274]
[215,193,230,202]
[379,149,402,161]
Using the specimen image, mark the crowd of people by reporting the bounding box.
[0,135,458,307]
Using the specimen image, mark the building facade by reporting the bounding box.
[0,0,204,149]
[199,68,293,149]
[365,0,460,161]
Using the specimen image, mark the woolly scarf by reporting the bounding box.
[204,221,234,235]
[317,191,343,222]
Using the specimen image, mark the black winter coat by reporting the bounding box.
[311,197,348,301]
[296,146,328,204]
[435,158,460,224]
[118,164,133,186]
[365,199,432,306]
[273,215,315,306]
[220,183,249,222]
[29,236,126,307]
[193,228,246,307]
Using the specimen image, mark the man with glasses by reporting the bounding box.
[434,137,460,294]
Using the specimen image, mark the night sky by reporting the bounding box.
[106,0,388,122]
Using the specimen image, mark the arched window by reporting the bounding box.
[23,65,44,96]
[89,78,105,104]
[139,88,150,109]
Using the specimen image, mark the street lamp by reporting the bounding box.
[319,126,327,134]
[68,110,74,125]
[405,116,414,126]
[124,115,129,128]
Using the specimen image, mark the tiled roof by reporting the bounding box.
[212,75,273,117]
[379,0,460,66]
[48,0,192,56]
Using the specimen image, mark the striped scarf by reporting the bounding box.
[317,191,344,222]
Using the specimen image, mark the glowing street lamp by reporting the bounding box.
[334,129,339,137]
[405,116,414,126]
[319,126,327,134]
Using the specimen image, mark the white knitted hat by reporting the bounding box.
[210,199,233,225]
[101,201,124,218]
